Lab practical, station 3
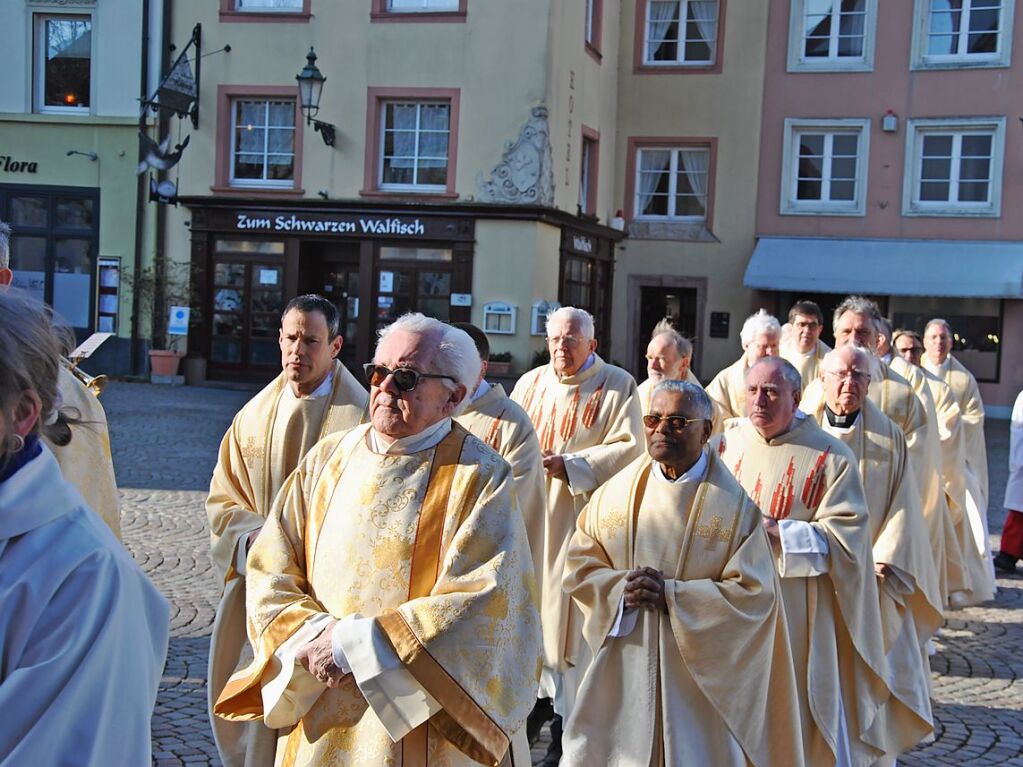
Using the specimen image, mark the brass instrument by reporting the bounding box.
[63,357,108,397]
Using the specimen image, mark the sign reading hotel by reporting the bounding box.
[236,212,427,237]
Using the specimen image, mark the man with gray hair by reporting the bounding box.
[637,323,702,415]
[705,308,782,430]
[511,305,643,763]
[561,379,804,766]
[216,313,542,766]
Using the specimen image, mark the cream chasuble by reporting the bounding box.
[206,361,368,767]
[636,370,703,415]
[705,355,748,432]
[510,355,644,677]
[214,423,541,767]
[781,338,831,389]
[814,400,943,760]
[456,382,546,573]
[924,355,995,600]
[802,357,959,606]
[562,451,804,767]
[715,417,891,767]
[43,367,121,538]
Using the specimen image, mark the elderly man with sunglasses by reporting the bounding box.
[561,381,803,767]
[215,313,541,767]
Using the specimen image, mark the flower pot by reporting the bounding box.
[149,350,184,376]
[183,355,207,386]
[487,361,512,376]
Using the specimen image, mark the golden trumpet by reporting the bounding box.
[63,357,108,397]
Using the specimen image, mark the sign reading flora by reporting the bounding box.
[0,155,38,174]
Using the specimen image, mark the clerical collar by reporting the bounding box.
[369,417,452,455]
[652,449,708,485]
[558,353,596,381]
[287,369,334,401]
[471,379,492,402]
[825,406,859,429]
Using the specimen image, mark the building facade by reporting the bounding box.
[750,0,1023,411]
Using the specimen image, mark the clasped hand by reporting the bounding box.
[296,619,351,688]
[624,567,667,612]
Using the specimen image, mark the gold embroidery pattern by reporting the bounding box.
[695,515,733,545]
[240,436,264,463]
[600,507,627,538]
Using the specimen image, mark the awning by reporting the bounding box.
[745,237,1023,298]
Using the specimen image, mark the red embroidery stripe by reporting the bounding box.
[581,378,607,430]
[560,388,581,442]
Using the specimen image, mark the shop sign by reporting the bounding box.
[235,212,427,237]
[0,155,38,174]
[572,234,593,253]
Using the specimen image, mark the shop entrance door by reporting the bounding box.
[300,242,361,370]
[210,256,287,376]
[637,286,699,376]
[374,246,457,334]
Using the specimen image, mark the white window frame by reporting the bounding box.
[910,0,1014,69]
[33,13,94,115]
[633,146,711,222]
[786,0,878,72]
[229,98,297,189]
[377,100,451,192]
[902,116,1005,217]
[642,0,720,67]
[233,0,304,10]
[386,0,460,12]
[780,118,870,216]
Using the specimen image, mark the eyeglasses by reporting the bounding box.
[363,363,457,392]
[824,369,869,383]
[546,335,585,349]
[642,414,706,432]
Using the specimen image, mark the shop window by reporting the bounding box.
[893,298,1002,382]
[376,247,455,330]
[1,185,98,331]
[559,252,611,349]
[34,14,92,113]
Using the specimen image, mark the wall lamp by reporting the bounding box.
[296,47,336,147]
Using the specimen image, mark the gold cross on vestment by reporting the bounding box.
[240,436,265,463]
[695,515,732,545]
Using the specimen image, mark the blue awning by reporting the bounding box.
[745,237,1023,298]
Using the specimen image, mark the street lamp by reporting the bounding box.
[296,47,336,147]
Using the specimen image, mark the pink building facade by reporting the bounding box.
[750,0,1023,411]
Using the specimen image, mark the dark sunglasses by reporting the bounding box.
[642,414,707,432]
[363,363,457,392]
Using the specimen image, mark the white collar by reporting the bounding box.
[369,417,452,455]
[651,449,708,485]
[286,369,334,400]
[577,353,596,374]
[471,379,492,402]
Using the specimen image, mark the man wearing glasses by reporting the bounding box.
[805,346,942,765]
[511,306,643,765]
[780,300,831,386]
[216,313,541,767]
[561,381,803,767]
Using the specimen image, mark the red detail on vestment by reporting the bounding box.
[769,458,796,520]
[751,472,763,508]
[718,435,727,456]
[484,410,505,450]
[560,388,581,442]
[801,447,830,511]
[540,403,558,453]
[581,378,607,430]
[732,453,743,480]
[520,374,541,420]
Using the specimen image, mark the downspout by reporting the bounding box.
[130,0,151,375]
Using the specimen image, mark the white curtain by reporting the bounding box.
[688,0,718,59]
[637,150,671,215]
[680,149,709,216]
[646,1,679,61]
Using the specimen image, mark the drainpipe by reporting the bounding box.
[130,0,151,375]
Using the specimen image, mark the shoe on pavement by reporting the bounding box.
[527,697,555,747]
[994,551,1018,575]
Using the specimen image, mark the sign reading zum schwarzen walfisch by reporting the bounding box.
[235,212,427,236]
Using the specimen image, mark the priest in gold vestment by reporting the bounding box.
[452,322,546,568]
[706,309,781,430]
[510,306,643,762]
[206,296,368,767]
[636,326,702,415]
[811,347,942,765]
[215,314,541,767]
[923,318,996,600]
[562,381,804,767]
[716,358,891,767]
[780,300,831,387]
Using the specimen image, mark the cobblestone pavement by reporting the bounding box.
[99,381,1023,766]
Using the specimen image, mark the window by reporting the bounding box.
[787,0,878,71]
[34,15,91,113]
[634,147,710,220]
[911,0,1013,68]
[386,0,459,11]
[229,99,297,188]
[781,119,869,215]
[643,0,719,66]
[586,0,604,55]
[903,117,1005,217]
[379,102,450,191]
[580,130,599,215]
[233,0,303,9]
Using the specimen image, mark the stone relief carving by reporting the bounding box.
[476,106,554,206]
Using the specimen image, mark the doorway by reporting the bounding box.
[299,241,361,370]
[637,286,700,376]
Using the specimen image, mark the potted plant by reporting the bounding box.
[487,351,513,377]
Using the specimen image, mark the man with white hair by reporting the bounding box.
[807,346,942,765]
[780,300,831,385]
[637,324,702,415]
[705,309,781,430]
[0,220,121,538]
[216,313,542,766]
[923,318,996,596]
[511,306,643,764]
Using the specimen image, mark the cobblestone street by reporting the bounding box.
[102,381,1023,766]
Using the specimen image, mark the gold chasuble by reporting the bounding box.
[44,367,121,538]
[636,370,703,415]
[206,361,368,767]
[812,399,943,759]
[510,355,644,675]
[215,423,541,767]
[456,382,546,570]
[561,452,804,767]
[715,418,891,767]
[780,338,831,389]
[705,356,748,431]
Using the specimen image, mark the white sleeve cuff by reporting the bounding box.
[262,613,334,729]
[563,453,598,496]
[607,595,639,639]
[777,519,830,578]
[337,615,442,743]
